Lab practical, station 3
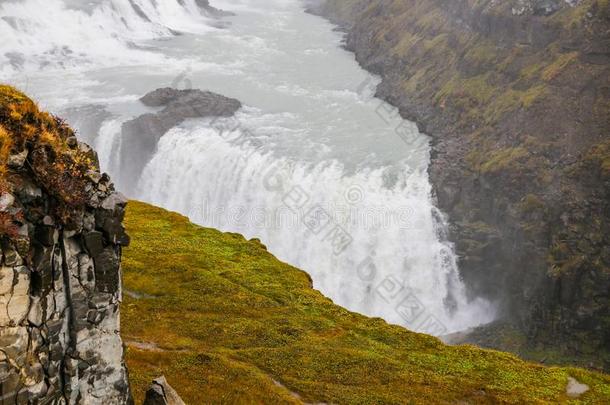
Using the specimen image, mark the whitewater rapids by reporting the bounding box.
[0,0,495,334]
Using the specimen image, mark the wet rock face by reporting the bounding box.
[311,0,610,368]
[120,88,242,191]
[0,143,132,403]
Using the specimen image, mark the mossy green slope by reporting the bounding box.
[122,201,610,404]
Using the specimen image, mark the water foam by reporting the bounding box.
[1,0,496,335]
[138,121,495,334]
[0,0,214,75]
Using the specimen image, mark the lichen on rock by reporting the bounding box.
[0,85,132,403]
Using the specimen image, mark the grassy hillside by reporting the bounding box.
[121,201,610,404]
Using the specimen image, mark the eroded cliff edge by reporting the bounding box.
[0,86,132,403]
[308,0,610,368]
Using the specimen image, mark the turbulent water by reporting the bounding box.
[1,0,495,333]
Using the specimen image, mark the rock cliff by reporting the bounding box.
[0,86,131,403]
[308,0,610,369]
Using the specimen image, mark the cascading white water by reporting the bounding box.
[0,0,213,75]
[1,0,496,334]
[138,120,493,333]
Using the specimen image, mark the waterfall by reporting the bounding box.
[0,0,214,75]
[0,0,496,335]
[137,116,494,334]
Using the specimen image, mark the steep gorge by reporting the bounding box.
[308,0,610,369]
[1,82,610,405]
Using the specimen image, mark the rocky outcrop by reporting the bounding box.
[309,0,610,369]
[120,88,242,191]
[143,377,185,405]
[0,86,132,403]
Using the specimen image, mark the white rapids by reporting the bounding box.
[0,0,495,334]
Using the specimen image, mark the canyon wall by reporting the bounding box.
[0,86,132,403]
[309,0,610,368]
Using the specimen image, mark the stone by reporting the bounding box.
[0,327,29,364]
[84,231,104,257]
[15,178,42,203]
[42,216,54,226]
[0,266,14,295]
[66,136,78,148]
[93,247,120,294]
[95,193,130,246]
[143,376,186,405]
[86,170,102,184]
[6,266,30,325]
[7,149,28,169]
[78,253,96,292]
[34,225,56,247]
[566,377,590,398]
[0,370,21,403]
[77,142,100,171]
[31,246,54,296]
[27,296,43,327]
[0,193,14,212]
[0,95,132,403]
[1,240,23,267]
[120,88,242,190]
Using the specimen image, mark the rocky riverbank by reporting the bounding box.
[308,0,610,370]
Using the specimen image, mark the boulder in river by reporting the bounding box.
[120,88,242,191]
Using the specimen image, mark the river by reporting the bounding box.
[0,0,495,334]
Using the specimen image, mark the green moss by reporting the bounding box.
[423,33,449,51]
[582,140,610,178]
[520,61,546,79]
[521,84,548,108]
[541,52,579,81]
[463,42,498,65]
[550,0,593,29]
[122,201,610,404]
[0,85,96,232]
[520,194,545,213]
[479,147,529,173]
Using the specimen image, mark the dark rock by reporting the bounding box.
[66,136,78,148]
[93,247,120,294]
[139,88,183,107]
[1,240,22,267]
[532,0,563,16]
[84,231,104,257]
[95,193,130,246]
[143,376,186,405]
[31,245,54,296]
[14,177,42,204]
[34,225,56,247]
[7,149,28,169]
[120,88,242,191]
[77,142,100,172]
